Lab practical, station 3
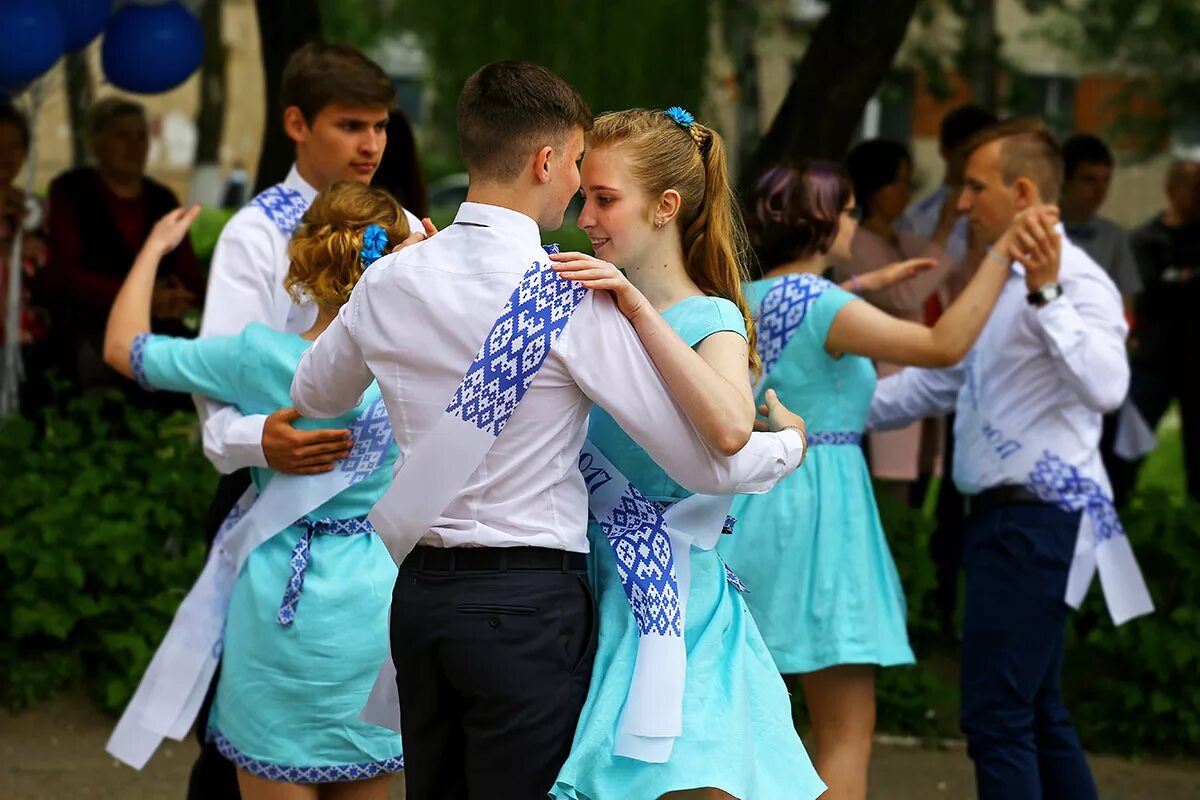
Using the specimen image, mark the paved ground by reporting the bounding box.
[3,693,1198,799]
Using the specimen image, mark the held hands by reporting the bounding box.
[856,258,938,293]
[997,206,1062,291]
[549,252,649,322]
[262,408,354,475]
[753,389,808,464]
[391,218,439,253]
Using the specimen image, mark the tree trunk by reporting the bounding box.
[252,0,322,193]
[64,51,93,168]
[746,0,920,187]
[191,0,228,205]
[724,0,761,186]
[961,0,1000,113]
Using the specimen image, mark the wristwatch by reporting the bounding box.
[1026,283,1063,307]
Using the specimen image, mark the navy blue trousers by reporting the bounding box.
[961,502,1098,800]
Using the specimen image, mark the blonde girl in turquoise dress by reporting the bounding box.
[547,109,824,800]
[103,182,411,800]
[718,161,1057,800]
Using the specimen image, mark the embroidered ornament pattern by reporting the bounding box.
[249,185,309,238]
[129,332,156,391]
[276,516,375,626]
[210,729,403,782]
[1026,450,1123,544]
[807,431,863,447]
[339,397,393,482]
[601,488,683,637]
[756,273,833,378]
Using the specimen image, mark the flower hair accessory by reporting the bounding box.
[664,106,695,129]
[360,224,389,267]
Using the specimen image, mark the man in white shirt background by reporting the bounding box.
[1059,132,1144,510]
[870,118,1138,800]
[291,61,809,799]
[188,42,421,800]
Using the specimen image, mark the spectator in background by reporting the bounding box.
[1129,158,1200,501]
[1060,133,1142,507]
[838,139,957,507]
[1061,134,1142,309]
[372,109,427,218]
[220,160,248,209]
[0,101,51,414]
[43,97,204,410]
[899,104,997,267]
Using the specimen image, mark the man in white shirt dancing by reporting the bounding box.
[869,118,1151,800]
[291,61,808,799]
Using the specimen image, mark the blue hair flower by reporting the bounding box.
[360,224,389,267]
[665,106,695,129]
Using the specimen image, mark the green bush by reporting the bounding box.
[0,395,214,713]
[189,206,236,265]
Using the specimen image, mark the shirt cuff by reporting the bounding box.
[776,427,807,470]
[207,413,270,472]
[1032,293,1084,349]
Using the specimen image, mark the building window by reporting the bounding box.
[1006,72,1077,139]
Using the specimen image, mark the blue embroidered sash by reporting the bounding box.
[754,272,835,393]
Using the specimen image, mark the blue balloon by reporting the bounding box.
[0,0,66,87]
[101,2,204,95]
[57,0,113,53]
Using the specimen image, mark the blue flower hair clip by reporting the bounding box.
[664,106,695,129]
[360,224,389,267]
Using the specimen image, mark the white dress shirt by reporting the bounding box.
[291,202,806,553]
[198,165,421,473]
[868,225,1130,495]
[898,184,970,267]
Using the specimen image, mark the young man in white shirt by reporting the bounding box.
[188,42,421,800]
[291,61,808,799]
[870,119,1142,800]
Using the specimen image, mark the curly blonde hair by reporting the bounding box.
[285,181,411,310]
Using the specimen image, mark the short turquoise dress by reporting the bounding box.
[719,276,915,674]
[136,322,404,782]
[551,296,824,800]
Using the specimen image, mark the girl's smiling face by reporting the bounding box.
[576,145,659,266]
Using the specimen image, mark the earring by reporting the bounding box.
[655,220,664,229]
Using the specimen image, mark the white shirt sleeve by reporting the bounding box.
[1032,261,1130,413]
[290,292,372,418]
[558,291,805,496]
[868,362,966,431]
[194,213,285,472]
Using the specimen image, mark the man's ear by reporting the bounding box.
[283,106,309,145]
[1013,176,1042,211]
[532,145,555,185]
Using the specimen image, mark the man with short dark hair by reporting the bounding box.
[1128,158,1200,501]
[290,60,808,799]
[186,41,421,799]
[869,118,1152,800]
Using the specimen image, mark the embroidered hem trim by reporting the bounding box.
[130,332,156,392]
[209,728,404,783]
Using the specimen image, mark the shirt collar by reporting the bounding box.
[452,201,541,245]
[284,165,319,203]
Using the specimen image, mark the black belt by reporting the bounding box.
[402,544,587,574]
[967,484,1049,517]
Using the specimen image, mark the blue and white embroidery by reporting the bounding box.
[447,256,588,437]
[1026,450,1123,544]
[807,431,863,447]
[600,488,683,637]
[722,560,750,593]
[756,272,833,378]
[210,729,403,782]
[276,516,375,626]
[249,185,309,238]
[130,332,156,392]
[340,397,393,482]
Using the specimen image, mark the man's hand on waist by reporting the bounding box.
[262,407,353,475]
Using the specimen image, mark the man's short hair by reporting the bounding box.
[964,117,1064,200]
[1062,133,1114,180]
[281,42,395,122]
[457,61,593,183]
[87,97,145,138]
[940,104,998,152]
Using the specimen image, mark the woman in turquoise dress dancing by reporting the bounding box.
[548,108,824,800]
[719,161,1057,799]
[104,182,410,800]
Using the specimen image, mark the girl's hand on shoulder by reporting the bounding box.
[550,251,648,321]
[392,218,439,253]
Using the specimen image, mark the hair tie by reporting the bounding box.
[360,224,389,267]
[664,106,695,129]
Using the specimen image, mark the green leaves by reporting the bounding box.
[0,396,215,713]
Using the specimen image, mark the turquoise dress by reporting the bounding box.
[551,296,824,800]
[719,276,915,674]
[138,322,404,782]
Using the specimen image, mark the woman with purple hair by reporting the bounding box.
[718,161,1057,800]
